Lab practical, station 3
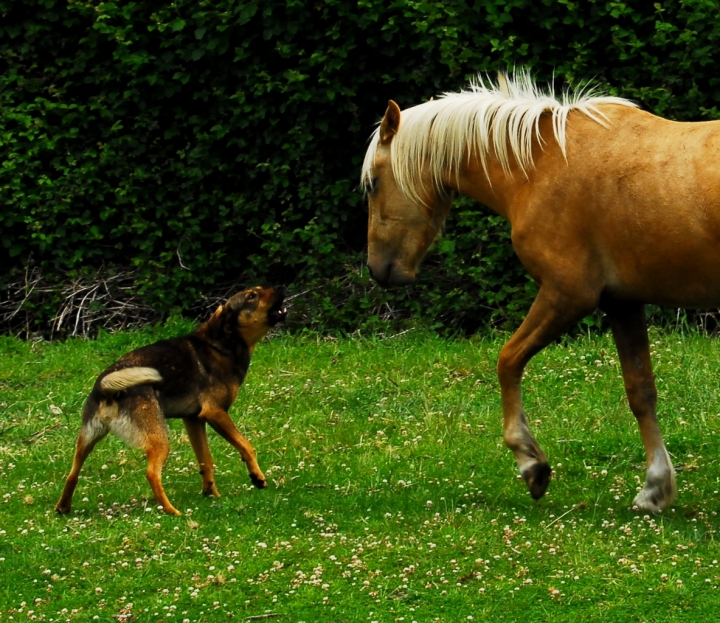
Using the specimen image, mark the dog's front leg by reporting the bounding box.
[199,405,267,489]
[183,418,221,497]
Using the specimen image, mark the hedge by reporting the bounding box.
[2,0,720,336]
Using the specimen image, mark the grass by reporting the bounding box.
[2,324,720,622]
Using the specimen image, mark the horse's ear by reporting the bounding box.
[379,100,401,144]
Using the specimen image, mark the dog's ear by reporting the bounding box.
[207,292,245,339]
[223,292,247,316]
[201,291,255,345]
[218,292,249,335]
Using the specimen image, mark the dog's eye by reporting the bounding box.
[247,292,257,301]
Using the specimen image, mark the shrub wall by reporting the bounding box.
[2,0,720,335]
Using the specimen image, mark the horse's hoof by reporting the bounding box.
[632,487,670,513]
[632,495,661,514]
[523,462,551,500]
[251,474,267,489]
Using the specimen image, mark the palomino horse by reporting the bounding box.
[362,71,720,512]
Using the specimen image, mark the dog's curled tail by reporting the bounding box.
[100,367,163,396]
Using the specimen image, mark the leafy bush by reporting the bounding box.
[2,0,719,336]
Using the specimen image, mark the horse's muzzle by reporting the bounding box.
[367,262,416,288]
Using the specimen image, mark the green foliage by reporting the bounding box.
[2,1,720,334]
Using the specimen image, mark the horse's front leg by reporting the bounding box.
[603,301,676,512]
[498,287,595,500]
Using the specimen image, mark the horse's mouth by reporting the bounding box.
[368,262,416,288]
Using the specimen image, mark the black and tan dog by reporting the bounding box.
[55,286,288,516]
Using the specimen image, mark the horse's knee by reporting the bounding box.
[497,346,524,387]
[624,380,657,416]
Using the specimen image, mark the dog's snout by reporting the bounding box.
[273,284,289,299]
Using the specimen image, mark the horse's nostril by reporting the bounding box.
[367,262,393,287]
[383,262,394,284]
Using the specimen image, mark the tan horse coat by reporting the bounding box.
[363,73,720,511]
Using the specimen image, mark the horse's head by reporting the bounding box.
[364,101,454,288]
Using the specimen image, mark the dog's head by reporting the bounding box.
[217,285,288,348]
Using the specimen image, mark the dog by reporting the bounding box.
[55,285,288,516]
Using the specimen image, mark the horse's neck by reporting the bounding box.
[445,114,564,221]
[449,155,522,221]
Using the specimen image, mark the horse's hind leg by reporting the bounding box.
[498,287,595,500]
[603,301,676,512]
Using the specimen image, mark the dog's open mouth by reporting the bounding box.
[269,305,288,326]
[268,293,288,326]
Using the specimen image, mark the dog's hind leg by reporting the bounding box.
[199,405,267,489]
[113,393,181,516]
[55,420,108,514]
[183,418,220,497]
[145,437,181,516]
[134,405,181,516]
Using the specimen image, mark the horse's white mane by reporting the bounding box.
[361,70,637,204]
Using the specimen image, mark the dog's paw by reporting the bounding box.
[54,503,71,514]
[250,474,267,489]
[163,505,182,517]
[202,484,221,498]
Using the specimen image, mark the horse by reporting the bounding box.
[361,70,720,512]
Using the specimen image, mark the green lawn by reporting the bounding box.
[2,325,720,622]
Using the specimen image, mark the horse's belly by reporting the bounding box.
[610,245,720,308]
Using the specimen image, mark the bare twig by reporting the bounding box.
[176,236,190,270]
[544,504,580,530]
[24,423,62,445]
[1,266,161,338]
